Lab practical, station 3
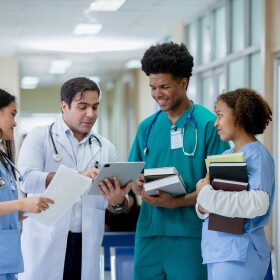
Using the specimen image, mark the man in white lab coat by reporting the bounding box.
[17,77,131,280]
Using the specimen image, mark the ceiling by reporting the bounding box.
[0,0,219,87]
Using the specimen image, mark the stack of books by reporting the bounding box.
[209,161,248,183]
[205,152,244,172]
[205,153,248,234]
[144,167,187,197]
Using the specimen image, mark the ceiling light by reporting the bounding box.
[24,37,154,53]
[48,60,72,74]
[125,59,141,69]
[21,76,39,89]
[86,0,127,12]
[48,67,66,74]
[74,24,102,35]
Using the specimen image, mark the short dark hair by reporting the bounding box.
[141,41,194,80]
[61,77,100,108]
[216,88,272,135]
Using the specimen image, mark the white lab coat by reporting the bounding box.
[17,117,118,280]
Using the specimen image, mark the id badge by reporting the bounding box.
[170,128,182,149]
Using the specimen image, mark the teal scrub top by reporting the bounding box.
[129,104,230,238]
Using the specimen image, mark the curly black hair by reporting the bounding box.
[141,42,194,80]
[216,88,272,135]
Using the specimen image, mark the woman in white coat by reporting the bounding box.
[17,77,131,280]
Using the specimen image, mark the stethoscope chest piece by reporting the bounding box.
[53,153,63,162]
[0,177,6,188]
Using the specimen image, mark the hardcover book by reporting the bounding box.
[205,152,244,171]
[208,178,248,234]
[208,163,248,234]
[144,167,186,197]
[209,162,248,183]
[144,167,178,183]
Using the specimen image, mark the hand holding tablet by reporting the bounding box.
[88,161,145,195]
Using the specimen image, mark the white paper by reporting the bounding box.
[27,164,92,226]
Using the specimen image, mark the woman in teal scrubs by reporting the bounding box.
[0,89,53,280]
[129,42,229,280]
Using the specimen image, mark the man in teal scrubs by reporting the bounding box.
[129,42,230,280]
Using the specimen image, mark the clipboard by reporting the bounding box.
[88,161,145,195]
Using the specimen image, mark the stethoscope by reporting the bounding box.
[0,152,23,188]
[49,123,102,162]
[144,101,198,157]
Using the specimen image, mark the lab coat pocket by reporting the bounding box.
[23,217,54,238]
[0,229,22,269]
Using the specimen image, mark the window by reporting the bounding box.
[201,14,212,64]
[187,22,199,65]
[228,59,244,90]
[231,0,245,52]
[186,0,263,110]
[214,6,226,59]
[250,52,261,92]
[201,75,214,111]
[250,0,262,45]
[187,75,198,103]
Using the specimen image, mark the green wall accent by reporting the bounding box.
[20,86,61,115]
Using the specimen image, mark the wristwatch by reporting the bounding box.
[111,199,126,213]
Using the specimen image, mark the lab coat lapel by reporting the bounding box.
[82,137,102,170]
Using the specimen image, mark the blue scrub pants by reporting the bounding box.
[207,243,270,280]
[133,236,207,280]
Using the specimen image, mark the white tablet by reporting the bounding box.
[88,161,145,195]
